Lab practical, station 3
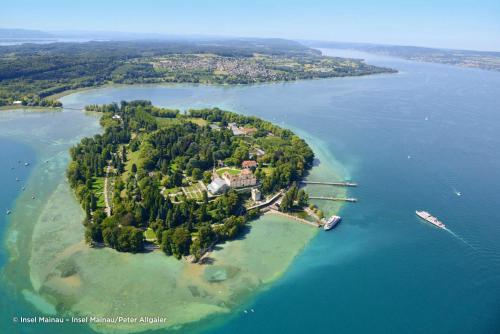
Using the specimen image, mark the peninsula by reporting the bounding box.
[68,100,316,261]
[0,39,396,108]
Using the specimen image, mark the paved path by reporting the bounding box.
[104,165,111,217]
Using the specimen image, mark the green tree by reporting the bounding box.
[189,238,202,262]
[297,189,309,207]
[191,168,202,180]
[170,227,192,259]
[197,224,215,249]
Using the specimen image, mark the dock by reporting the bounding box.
[267,209,320,228]
[301,181,357,187]
[309,196,358,202]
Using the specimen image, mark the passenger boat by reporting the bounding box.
[323,215,342,230]
[415,210,446,229]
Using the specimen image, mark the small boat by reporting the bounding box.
[22,187,25,191]
[323,215,342,230]
[32,194,36,199]
[24,162,30,166]
[6,210,11,215]
[15,177,20,182]
[425,117,429,121]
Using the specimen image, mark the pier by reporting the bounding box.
[301,181,358,187]
[267,209,320,228]
[309,196,358,202]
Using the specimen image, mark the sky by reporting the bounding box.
[1,0,499,51]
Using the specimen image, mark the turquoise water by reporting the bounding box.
[1,49,500,333]
[0,139,35,266]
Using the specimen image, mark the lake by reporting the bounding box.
[1,49,499,333]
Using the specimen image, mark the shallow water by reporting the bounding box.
[2,48,500,333]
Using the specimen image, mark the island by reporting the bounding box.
[67,100,319,262]
[0,39,396,107]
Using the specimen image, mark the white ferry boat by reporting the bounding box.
[415,210,446,229]
[323,215,342,230]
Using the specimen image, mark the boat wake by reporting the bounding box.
[451,187,462,197]
[444,227,477,251]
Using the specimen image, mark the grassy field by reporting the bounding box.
[161,187,184,202]
[155,116,208,128]
[92,177,105,208]
[260,166,274,176]
[144,227,157,241]
[216,167,241,177]
[123,148,141,180]
[187,117,208,126]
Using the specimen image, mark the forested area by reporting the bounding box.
[68,101,314,260]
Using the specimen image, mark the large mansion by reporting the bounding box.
[223,169,257,188]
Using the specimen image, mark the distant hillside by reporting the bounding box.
[306,41,500,72]
[0,28,54,39]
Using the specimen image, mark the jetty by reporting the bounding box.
[301,181,357,187]
[267,209,320,228]
[309,196,357,202]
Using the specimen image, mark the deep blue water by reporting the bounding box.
[198,51,500,334]
[1,49,500,334]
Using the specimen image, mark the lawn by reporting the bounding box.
[155,116,208,128]
[216,167,241,177]
[144,227,157,241]
[260,166,274,176]
[92,177,105,208]
[186,117,208,126]
[123,148,141,180]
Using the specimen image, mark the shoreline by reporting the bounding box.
[0,105,63,111]
[44,67,397,102]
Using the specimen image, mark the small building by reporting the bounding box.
[242,160,258,169]
[229,123,245,136]
[13,100,23,105]
[223,169,257,188]
[228,123,256,136]
[240,127,257,136]
[249,148,266,159]
[251,188,262,202]
[209,124,221,131]
[254,148,266,157]
[112,114,122,120]
[207,178,229,195]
